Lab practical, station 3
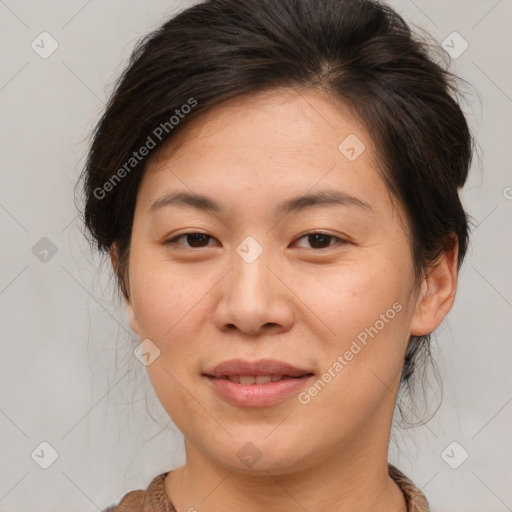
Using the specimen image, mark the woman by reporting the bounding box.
[81,0,473,510]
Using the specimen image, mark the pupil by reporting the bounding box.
[309,234,330,249]
[188,233,208,247]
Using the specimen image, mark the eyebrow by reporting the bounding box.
[148,189,373,216]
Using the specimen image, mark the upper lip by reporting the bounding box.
[203,359,313,378]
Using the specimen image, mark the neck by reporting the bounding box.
[165,440,407,512]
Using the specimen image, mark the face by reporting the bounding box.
[123,88,444,475]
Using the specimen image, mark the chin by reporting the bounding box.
[209,433,316,476]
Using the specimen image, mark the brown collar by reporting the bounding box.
[105,464,430,512]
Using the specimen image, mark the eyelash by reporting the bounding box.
[164,232,347,251]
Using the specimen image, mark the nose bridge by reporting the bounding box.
[213,234,294,334]
[230,234,275,302]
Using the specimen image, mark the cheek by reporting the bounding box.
[128,244,203,335]
[127,256,212,425]
[127,249,222,398]
[298,256,413,341]
[130,285,207,370]
[128,236,415,383]
[295,257,414,401]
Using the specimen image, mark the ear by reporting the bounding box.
[125,301,141,336]
[110,243,140,336]
[410,237,459,336]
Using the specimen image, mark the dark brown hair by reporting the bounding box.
[80,0,473,400]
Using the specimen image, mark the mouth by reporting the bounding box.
[203,359,315,407]
[203,359,314,385]
[217,374,308,385]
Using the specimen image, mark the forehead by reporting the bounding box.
[137,87,396,220]
[151,87,374,163]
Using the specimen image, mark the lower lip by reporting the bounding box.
[205,375,313,407]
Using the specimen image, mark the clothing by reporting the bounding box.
[104,464,430,512]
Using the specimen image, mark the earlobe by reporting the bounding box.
[410,238,459,336]
[110,243,140,335]
[126,302,140,336]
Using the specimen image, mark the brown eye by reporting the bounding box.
[165,233,217,248]
[295,232,345,250]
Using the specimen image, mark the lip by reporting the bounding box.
[204,358,312,378]
[203,359,314,408]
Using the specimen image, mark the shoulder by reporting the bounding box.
[103,472,175,512]
[103,489,146,512]
[389,464,430,512]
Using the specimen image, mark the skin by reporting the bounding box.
[113,87,458,511]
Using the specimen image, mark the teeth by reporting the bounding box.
[226,375,283,385]
[255,375,272,384]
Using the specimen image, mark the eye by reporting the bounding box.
[164,231,346,250]
[164,232,219,248]
[294,232,346,250]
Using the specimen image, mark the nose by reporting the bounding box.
[212,247,295,336]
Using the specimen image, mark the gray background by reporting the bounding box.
[0,1,511,511]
